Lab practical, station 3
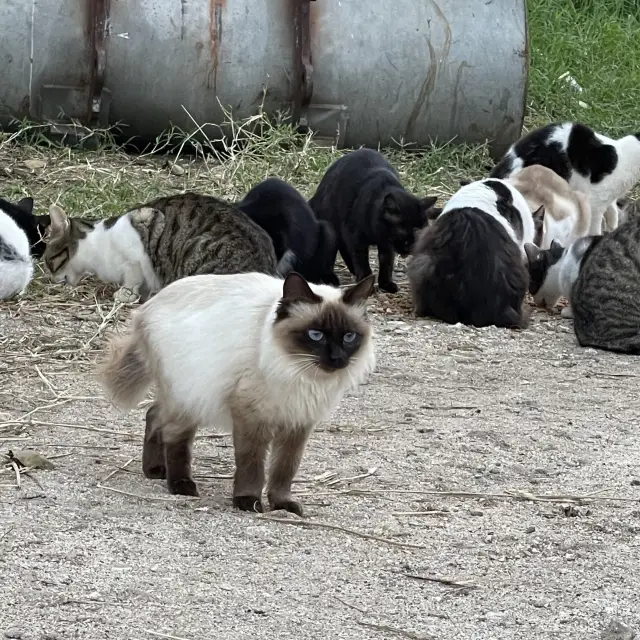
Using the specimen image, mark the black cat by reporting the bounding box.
[308,149,438,293]
[237,177,338,285]
[0,197,50,258]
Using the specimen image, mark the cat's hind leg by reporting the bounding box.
[266,425,312,516]
[232,418,270,513]
[142,403,166,480]
[162,419,199,496]
[114,262,146,304]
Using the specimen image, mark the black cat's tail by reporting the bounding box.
[276,249,298,277]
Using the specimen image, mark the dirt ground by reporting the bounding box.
[1,261,639,640]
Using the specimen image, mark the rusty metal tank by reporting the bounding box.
[0,0,529,156]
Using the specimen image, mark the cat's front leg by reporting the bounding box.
[603,202,619,232]
[232,421,270,513]
[377,245,398,293]
[266,425,312,516]
[561,304,574,319]
[114,263,145,304]
[351,241,373,284]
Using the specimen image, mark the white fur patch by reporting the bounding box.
[0,209,33,299]
[59,214,161,295]
[441,179,535,251]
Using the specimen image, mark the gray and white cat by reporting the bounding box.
[43,192,278,303]
[98,270,376,515]
[572,217,640,353]
[524,236,602,318]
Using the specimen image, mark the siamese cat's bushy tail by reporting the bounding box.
[98,319,152,409]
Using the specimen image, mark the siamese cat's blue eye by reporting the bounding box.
[343,332,357,343]
[308,329,324,342]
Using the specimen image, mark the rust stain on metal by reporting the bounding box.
[86,0,111,124]
[208,0,225,91]
[292,0,315,124]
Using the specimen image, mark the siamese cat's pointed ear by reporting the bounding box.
[17,197,34,214]
[48,204,70,235]
[342,274,375,305]
[524,242,541,265]
[550,239,564,251]
[282,272,322,304]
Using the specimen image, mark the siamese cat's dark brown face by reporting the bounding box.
[274,272,374,373]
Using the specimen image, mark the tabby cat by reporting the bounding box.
[43,192,278,302]
[572,217,640,353]
[98,271,376,515]
[309,148,438,293]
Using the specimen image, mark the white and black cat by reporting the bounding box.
[309,148,438,293]
[408,179,537,328]
[98,271,376,515]
[237,177,338,285]
[491,122,640,233]
[0,196,48,299]
[524,236,602,318]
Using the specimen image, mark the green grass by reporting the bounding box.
[1,0,640,224]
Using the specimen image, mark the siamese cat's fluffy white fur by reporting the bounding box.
[507,165,595,247]
[99,271,376,515]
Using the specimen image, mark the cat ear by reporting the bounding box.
[419,196,438,211]
[17,197,34,214]
[342,274,375,305]
[282,272,322,304]
[459,178,472,187]
[550,239,564,251]
[524,242,541,265]
[48,204,70,236]
[35,214,51,228]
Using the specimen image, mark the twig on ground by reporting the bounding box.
[401,573,479,590]
[97,483,200,502]
[146,631,192,640]
[333,595,368,614]
[356,620,433,640]
[258,514,426,550]
[101,456,136,483]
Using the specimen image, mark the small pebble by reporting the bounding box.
[469,509,484,517]
[4,629,23,639]
[525,525,536,534]
[631,479,640,486]
[601,619,636,640]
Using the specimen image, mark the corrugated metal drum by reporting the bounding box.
[0,0,528,156]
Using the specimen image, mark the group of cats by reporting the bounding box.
[1,119,639,515]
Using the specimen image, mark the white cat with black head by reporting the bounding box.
[491,122,640,233]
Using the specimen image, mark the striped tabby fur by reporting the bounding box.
[572,217,640,353]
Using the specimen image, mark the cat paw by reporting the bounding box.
[270,499,305,517]
[143,464,167,480]
[233,495,264,513]
[167,478,199,496]
[561,306,574,319]
[114,287,140,304]
[378,281,399,294]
